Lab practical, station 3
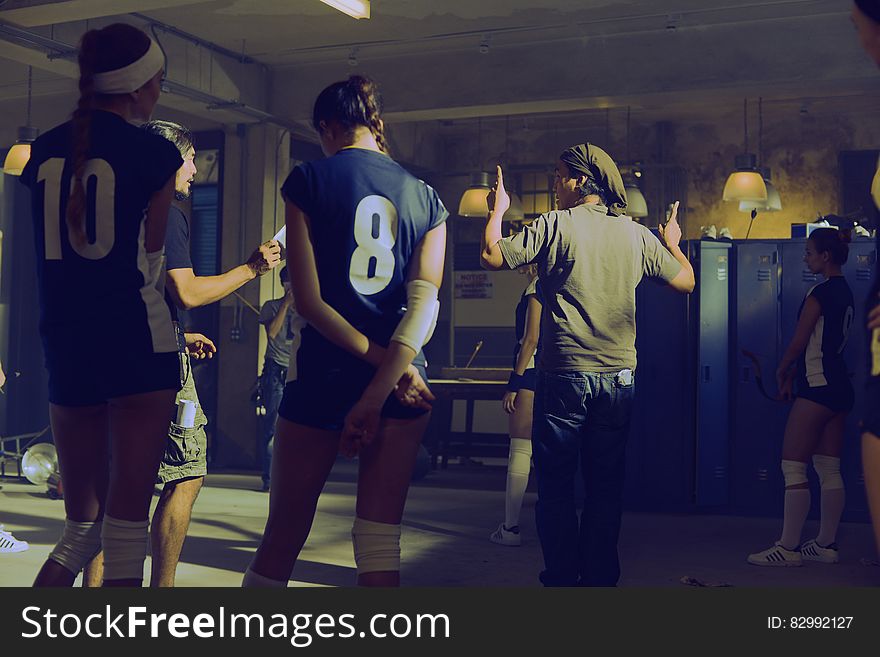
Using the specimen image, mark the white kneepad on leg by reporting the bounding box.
[812,454,844,490]
[390,280,439,352]
[49,520,102,575]
[101,516,149,581]
[351,517,401,575]
[781,459,808,487]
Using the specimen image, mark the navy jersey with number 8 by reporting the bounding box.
[281,147,448,374]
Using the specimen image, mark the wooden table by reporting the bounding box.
[426,379,507,468]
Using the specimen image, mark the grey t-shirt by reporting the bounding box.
[497,203,682,372]
[259,298,297,368]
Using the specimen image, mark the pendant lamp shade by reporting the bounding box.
[723,153,767,203]
[3,129,36,175]
[624,181,648,218]
[3,67,37,177]
[507,192,525,221]
[458,171,491,217]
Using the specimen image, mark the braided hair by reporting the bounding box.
[67,24,152,247]
[312,75,389,155]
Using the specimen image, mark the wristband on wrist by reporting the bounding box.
[507,372,524,392]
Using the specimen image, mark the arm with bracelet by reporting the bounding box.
[504,292,542,414]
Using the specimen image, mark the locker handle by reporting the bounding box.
[703,366,711,382]
[741,367,750,382]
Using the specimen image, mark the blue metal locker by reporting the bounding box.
[628,240,730,510]
[694,241,732,506]
[730,241,786,515]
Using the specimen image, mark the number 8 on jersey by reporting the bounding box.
[349,194,398,296]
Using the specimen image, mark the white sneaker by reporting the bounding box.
[489,523,521,547]
[747,542,803,567]
[0,525,29,554]
[701,224,717,240]
[800,539,839,564]
[717,226,733,241]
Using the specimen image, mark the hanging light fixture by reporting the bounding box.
[722,98,767,203]
[622,106,648,218]
[3,67,38,176]
[738,98,782,213]
[458,117,492,217]
[319,0,370,20]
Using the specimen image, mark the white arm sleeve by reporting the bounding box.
[390,279,440,353]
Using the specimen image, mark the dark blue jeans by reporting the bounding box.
[532,369,636,587]
[260,359,287,483]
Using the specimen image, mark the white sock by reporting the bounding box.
[242,566,287,588]
[780,488,810,550]
[817,487,845,546]
[504,438,532,529]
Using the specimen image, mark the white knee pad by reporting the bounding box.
[48,520,102,575]
[351,517,401,575]
[101,516,148,581]
[812,454,844,491]
[781,459,808,488]
[508,438,532,477]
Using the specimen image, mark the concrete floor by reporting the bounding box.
[2,460,878,587]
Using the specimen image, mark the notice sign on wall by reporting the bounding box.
[455,271,494,299]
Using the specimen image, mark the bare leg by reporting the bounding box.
[103,390,176,587]
[249,418,340,582]
[356,414,431,587]
[150,476,203,587]
[33,403,109,587]
[82,551,104,588]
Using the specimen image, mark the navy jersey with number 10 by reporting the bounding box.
[19,110,183,361]
[281,147,448,374]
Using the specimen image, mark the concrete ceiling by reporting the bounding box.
[0,0,877,133]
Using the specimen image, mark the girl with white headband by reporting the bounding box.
[19,23,183,586]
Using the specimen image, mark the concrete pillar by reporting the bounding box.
[213,123,290,468]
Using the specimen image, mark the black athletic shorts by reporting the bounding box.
[278,359,430,431]
[795,378,854,414]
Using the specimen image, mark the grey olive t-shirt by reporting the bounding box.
[497,203,682,373]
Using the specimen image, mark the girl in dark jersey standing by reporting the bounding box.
[748,229,854,566]
[244,76,447,587]
[490,264,542,547]
[19,24,182,586]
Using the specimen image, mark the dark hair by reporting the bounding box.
[279,266,289,283]
[578,177,608,206]
[142,120,193,158]
[808,227,851,265]
[312,75,389,154]
[67,24,152,247]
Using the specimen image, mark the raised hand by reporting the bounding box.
[486,165,511,216]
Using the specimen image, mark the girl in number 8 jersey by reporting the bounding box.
[245,76,447,587]
[20,24,182,586]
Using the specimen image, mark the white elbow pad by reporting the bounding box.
[145,249,166,292]
[391,280,440,352]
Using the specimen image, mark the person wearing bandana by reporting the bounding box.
[480,144,695,586]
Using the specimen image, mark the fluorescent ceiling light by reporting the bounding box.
[320,0,370,19]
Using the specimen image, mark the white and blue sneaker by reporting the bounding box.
[747,542,803,567]
[800,539,839,564]
[0,525,28,554]
[489,523,521,547]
